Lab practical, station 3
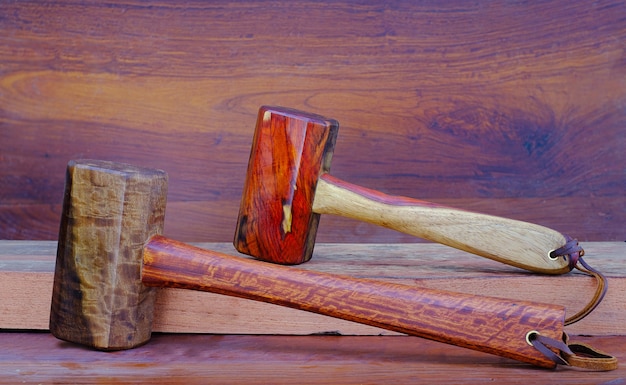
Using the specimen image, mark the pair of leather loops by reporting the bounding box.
[528,236,617,370]
[550,237,607,326]
[528,332,618,371]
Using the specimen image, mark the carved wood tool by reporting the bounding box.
[49,159,616,370]
[234,106,581,273]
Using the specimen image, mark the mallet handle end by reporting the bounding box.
[312,174,573,274]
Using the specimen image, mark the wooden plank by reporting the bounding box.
[0,332,624,384]
[1,0,624,243]
[1,241,624,336]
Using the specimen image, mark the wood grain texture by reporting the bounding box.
[234,106,338,264]
[50,160,167,350]
[144,236,564,368]
[235,106,575,273]
[3,241,623,337]
[314,173,574,273]
[0,333,624,384]
[1,1,624,242]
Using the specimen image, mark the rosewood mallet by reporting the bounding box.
[50,159,567,368]
[234,106,580,274]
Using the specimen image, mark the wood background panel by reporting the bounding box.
[1,0,624,242]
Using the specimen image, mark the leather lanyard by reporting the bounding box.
[532,238,617,370]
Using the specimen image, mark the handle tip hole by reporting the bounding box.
[526,330,539,346]
[548,250,560,261]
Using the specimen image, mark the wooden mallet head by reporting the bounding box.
[50,160,167,350]
[234,106,339,264]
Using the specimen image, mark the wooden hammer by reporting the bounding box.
[49,159,566,368]
[234,106,580,274]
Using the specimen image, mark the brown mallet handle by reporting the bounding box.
[143,235,564,369]
[313,174,573,274]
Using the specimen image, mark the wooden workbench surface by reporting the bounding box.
[0,332,624,384]
[1,241,624,383]
[1,241,625,336]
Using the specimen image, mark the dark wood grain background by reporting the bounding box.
[1,0,624,243]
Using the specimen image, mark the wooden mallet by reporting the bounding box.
[49,159,578,368]
[234,106,581,274]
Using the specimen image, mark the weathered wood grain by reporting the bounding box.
[0,333,624,384]
[1,241,624,336]
[50,160,168,350]
[1,1,624,242]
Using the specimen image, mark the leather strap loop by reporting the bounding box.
[550,235,583,270]
[565,256,608,325]
[550,236,607,326]
[529,332,618,371]
[528,332,571,366]
[529,236,616,370]
[564,342,619,371]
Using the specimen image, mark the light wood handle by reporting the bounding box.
[312,174,572,274]
[142,235,564,368]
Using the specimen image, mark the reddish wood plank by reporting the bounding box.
[1,241,624,336]
[0,333,624,384]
